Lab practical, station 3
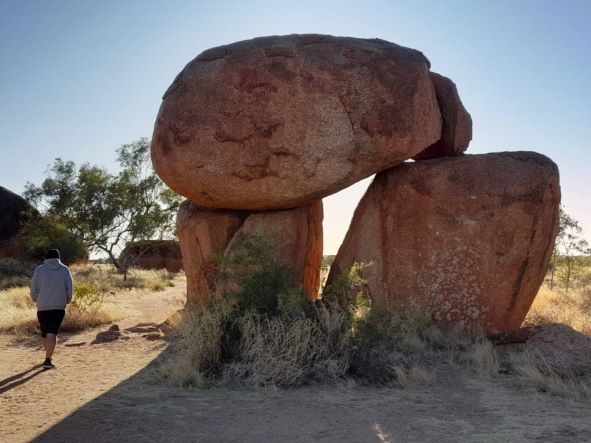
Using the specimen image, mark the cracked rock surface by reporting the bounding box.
[152,34,442,210]
[327,152,560,333]
[176,199,323,304]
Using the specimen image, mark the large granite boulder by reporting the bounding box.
[327,152,560,333]
[119,240,183,273]
[152,34,442,210]
[0,186,33,259]
[413,72,472,160]
[177,200,323,304]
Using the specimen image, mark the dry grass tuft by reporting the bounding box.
[0,284,121,338]
[157,300,351,388]
[232,305,350,387]
[0,263,177,338]
[156,300,233,387]
[508,351,591,402]
[526,286,591,335]
[458,337,500,378]
[71,265,176,294]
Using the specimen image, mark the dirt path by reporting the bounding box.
[1,280,590,442]
[0,281,185,443]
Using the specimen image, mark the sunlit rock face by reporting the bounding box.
[177,200,323,305]
[152,34,442,210]
[412,72,472,160]
[327,152,560,333]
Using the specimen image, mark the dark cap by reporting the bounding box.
[46,249,60,259]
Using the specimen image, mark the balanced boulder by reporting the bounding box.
[152,34,441,210]
[177,200,323,304]
[413,72,472,160]
[327,152,560,333]
[119,240,183,272]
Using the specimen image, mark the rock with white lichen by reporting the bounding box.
[326,152,560,333]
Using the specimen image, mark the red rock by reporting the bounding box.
[152,34,441,210]
[413,72,472,160]
[119,240,183,273]
[177,200,323,305]
[327,152,560,333]
[176,201,246,304]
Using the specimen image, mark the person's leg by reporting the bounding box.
[45,333,57,359]
[43,310,65,363]
[38,311,48,358]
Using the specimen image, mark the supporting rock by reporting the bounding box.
[327,152,560,333]
[177,200,323,305]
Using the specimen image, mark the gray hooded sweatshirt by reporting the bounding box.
[30,258,73,311]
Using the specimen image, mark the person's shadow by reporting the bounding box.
[0,364,46,395]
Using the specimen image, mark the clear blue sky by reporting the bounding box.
[1,0,590,254]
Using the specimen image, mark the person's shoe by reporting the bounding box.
[42,358,55,369]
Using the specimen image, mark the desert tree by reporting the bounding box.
[23,138,181,272]
[550,206,591,292]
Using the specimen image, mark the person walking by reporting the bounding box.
[30,249,73,369]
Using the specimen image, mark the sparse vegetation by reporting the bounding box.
[0,260,177,337]
[0,258,35,290]
[526,285,591,336]
[158,237,591,401]
[22,138,182,271]
[507,350,591,402]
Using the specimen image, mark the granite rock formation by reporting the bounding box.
[119,240,183,273]
[177,200,323,304]
[152,34,441,210]
[412,72,472,160]
[327,152,560,333]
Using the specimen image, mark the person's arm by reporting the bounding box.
[65,268,73,304]
[30,268,39,302]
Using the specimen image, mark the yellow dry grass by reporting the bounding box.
[0,264,178,338]
[526,285,591,335]
[0,285,121,338]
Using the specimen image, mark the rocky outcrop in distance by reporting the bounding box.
[119,240,183,273]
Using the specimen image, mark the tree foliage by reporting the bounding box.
[23,138,181,269]
[550,206,591,291]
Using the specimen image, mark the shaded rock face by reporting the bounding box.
[177,200,323,304]
[152,34,442,210]
[0,186,32,259]
[413,73,472,160]
[327,152,560,333]
[119,240,183,273]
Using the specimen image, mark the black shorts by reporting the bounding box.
[37,310,65,337]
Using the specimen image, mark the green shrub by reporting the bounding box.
[22,214,88,265]
[70,282,103,314]
[216,236,300,316]
[322,261,371,307]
